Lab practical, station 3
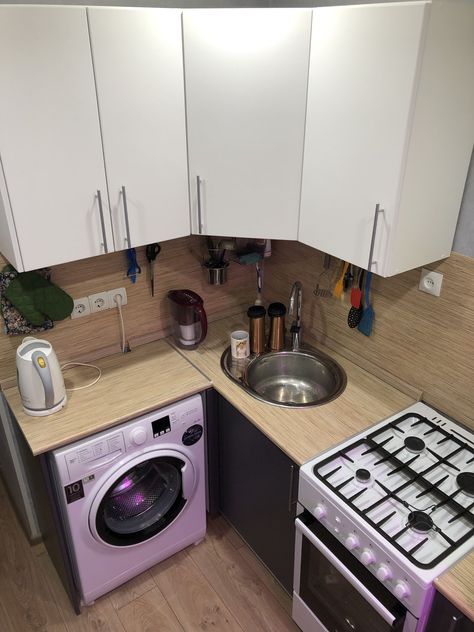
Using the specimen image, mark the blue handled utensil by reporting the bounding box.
[126,248,141,284]
[358,271,374,336]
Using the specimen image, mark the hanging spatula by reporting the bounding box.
[333,261,349,299]
[347,269,364,328]
[358,271,374,336]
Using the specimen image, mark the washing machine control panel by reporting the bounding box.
[65,432,125,479]
[61,395,204,482]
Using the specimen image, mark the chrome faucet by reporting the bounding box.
[288,281,303,351]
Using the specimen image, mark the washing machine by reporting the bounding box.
[49,394,206,605]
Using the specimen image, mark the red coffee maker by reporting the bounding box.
[167,290,208,350]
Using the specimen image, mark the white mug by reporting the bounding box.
[230,330,250,359]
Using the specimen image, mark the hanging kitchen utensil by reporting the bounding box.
[146,242,161,296]
[347,269,364,328]
[350,267,362,309]
[358,271,374,336]
[333,261,349,299]
[126,248,141,283]
[313,254,332,298]
[343,264,354,292]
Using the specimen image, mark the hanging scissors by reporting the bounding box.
[146,243,161,296]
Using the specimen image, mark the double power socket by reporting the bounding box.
[71,287,128,319]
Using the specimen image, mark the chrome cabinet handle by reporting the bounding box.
[121,186,132,247]
[367,203,384,270]
[288,464,295,513]
[97,189,108,254]
[196,175,203,234]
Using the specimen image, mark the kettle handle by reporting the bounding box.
[196,305,208,344]
[32,351,54,410]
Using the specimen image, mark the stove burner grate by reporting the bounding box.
[313,412,474,569]
[407,510,434,534]
[457,472,474,497]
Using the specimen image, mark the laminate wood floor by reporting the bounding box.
[0,480,298,632]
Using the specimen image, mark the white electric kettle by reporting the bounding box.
[16,337,67,416]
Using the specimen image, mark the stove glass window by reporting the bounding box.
[299,522,406,632]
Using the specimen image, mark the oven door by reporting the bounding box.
[293,512,408,632]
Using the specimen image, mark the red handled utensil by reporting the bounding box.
[350,267,362,308]
[347,269,364,328]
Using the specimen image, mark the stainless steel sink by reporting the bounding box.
[221,347,347,408]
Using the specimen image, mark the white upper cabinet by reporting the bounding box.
[299,1,474,277]
[183,9,311,240]
[88,8,190,251]
[0,6,113,271]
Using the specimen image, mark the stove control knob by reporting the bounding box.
[376,564,392,582]
[130,427,147,446]
[314,504,327,520]
[394,581,410,600]
[344,534,360,550]
[360,548,376,566]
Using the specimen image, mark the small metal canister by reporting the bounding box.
[247,305,266,354]
[267,302,286,351]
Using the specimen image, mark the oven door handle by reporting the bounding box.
[295,518,398,627]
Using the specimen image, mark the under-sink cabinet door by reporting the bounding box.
[0,6,113,271]
[299,2,474,277]
[183,9,311,240]
[88,8,190,251]
[217,395,298,593]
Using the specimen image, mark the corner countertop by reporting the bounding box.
[2,339,211,455]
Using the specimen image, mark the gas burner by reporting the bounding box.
[404,436,426,454]
[355,468,371,483]
[456,472,474,497]
[407,510,434,534]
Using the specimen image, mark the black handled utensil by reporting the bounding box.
[347,269,364,328]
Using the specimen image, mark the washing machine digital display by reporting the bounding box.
[152,415,171,437]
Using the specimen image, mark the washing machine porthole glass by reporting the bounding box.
[95,456,187,546]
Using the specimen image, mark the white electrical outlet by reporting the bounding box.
[108,287,128,308]
[71,297,91,319]
[89,291,110,313]
[418,268,443,297]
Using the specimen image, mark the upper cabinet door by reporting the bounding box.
[183,9,311,240]
[88,8,190,250]
[299,3,427,275]
[0,6,113,271]
[299,1,474,277]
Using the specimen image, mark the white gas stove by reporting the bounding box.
[293,402,474,632]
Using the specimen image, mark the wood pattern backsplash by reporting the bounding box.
[265,241,474,430]
[2,234,472,429]
[0,235,256,383]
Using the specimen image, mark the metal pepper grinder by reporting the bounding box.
[267,302,286,351]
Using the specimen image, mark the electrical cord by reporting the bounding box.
[60,362,102,391]
[113,293,127,353]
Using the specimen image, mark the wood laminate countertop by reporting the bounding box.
[2,339,210,455]
[435,552,474,622]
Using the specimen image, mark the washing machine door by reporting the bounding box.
[89,449,195,546]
